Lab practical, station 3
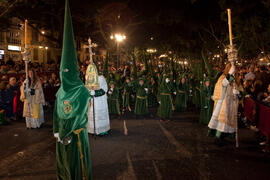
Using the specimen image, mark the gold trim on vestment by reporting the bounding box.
[73,128,86,180]
[160,93,175,111]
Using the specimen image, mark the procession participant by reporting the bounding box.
[107,81,121,116]
[157,75,175,121]
[147,76,158,109]
[208,63,239,145]
[134,77,149,118]
[199,78,213,125]
[175,75,188,112]
[53,1,92,179]
[20,69,45,129]
[86,63,110,136]
[122,78,132,113]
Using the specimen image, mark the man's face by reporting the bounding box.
[205,81,210,87]
[9,78,16,86]
[126,79,130,84]
[110,84,115,89]
[181,78,185,84]
[139,80,144,86]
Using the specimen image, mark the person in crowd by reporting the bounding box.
[157,74,175,122]
[20,69,45,129]
[107,81,120,117]
[262,84,270,106]
[244,65,255,81]
[134,78,149,118]
[199,78,214,125]
[122,78,132,113]
[175,76,188,112]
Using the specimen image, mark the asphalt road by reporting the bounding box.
[0,109,269,180]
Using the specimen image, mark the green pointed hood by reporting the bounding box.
[54,0,91,140]
[59,0,82,91]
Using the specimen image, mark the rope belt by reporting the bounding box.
[73,128,86,180]
[160,93,175,111]
[136,96,148,107]
[178,90,185,94]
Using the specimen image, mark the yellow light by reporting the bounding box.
[184,61,188,65]
[111,33,126,42]
[39,46,43,49]
[45,47,48,50]
[41,31,45,34]
[147,48,157,53]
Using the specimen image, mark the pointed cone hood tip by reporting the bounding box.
[60,0,82,89]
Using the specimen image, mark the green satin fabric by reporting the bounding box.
[53,1,92,179]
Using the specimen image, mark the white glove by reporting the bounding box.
[108,91,112,95]
[233,88,239,95]
[158,101,161,104]
[173,92,176,95]
[165,78,170,83]
[54,133,61,142]
[90,90,95,96]
[229,65,235,75]
[144,88,148,92]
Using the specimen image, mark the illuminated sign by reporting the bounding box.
[8,45,21,51]
[0,50,4,55]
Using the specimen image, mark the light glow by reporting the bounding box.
[110,33,126,42]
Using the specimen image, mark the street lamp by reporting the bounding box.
[110,33,126,69]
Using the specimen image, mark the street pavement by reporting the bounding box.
[0,109,269,180]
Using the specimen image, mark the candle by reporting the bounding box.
[25,19,28,48]
[227,9,233,48]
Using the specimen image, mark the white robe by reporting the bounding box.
[208,78,236,133]
[87,76,110,134]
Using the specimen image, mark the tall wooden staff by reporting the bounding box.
[84,38,98,136]
[227,9,239,148]
[22,19,31,93]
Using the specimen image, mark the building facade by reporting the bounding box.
[0,17,105,65]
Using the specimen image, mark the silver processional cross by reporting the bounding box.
[84,37,97,64]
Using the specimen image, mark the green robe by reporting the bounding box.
[107,88,120,115]
[175,82,187,112]
[199,85,213,125]
[53,1,92,179]
[157,78,174,119]
[134,84,148,115]
[147,81,157,108]
[122,82,132,111]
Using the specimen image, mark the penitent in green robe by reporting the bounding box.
[53,1,92,180]
[122,82,132,111]
[134,84,148,115]
[157,77,174,119]
[199,85,213,125]
[147,81,158,108]
[107,88,120,115]
[175,81,187,112]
